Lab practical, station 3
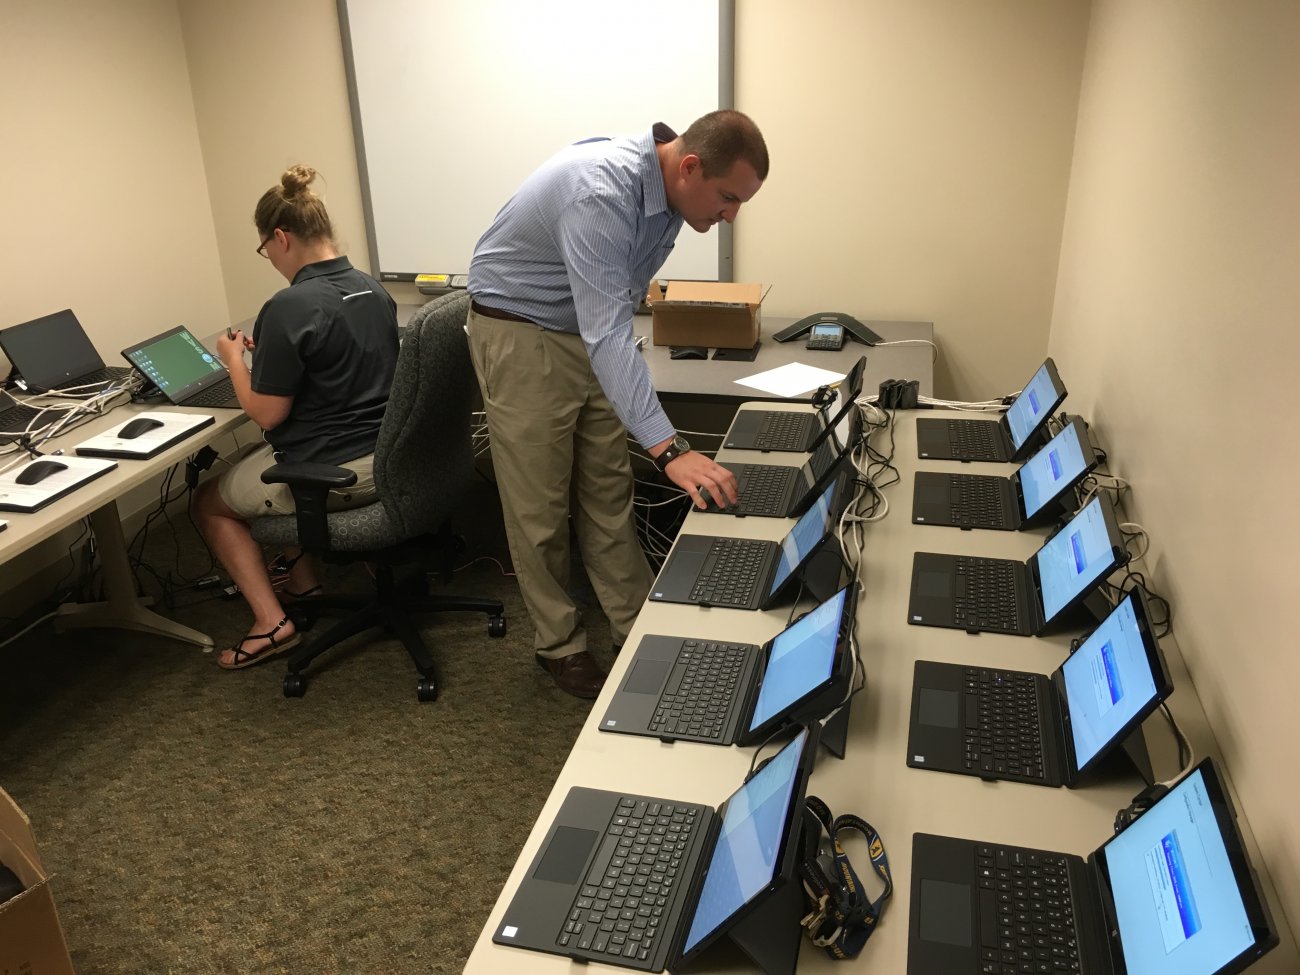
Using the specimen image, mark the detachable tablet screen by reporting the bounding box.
[767,479,836,599]
[124,326,226,400]
[1019,419,1090,519]
[747,588,847,733]
[1006,361,1064,450]
[1034,496,1118,623]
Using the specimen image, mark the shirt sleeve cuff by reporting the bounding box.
[630,416,676,453]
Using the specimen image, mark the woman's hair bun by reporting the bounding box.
[280,164,318,199]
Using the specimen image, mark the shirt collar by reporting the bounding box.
[641,122,678,219]
[292,255,353,285]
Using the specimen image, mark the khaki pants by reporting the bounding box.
[466,306,654,659]
[217,443,378,519]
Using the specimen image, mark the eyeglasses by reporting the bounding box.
[256,231,276,258]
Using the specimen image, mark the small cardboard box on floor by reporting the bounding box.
[647,281,763,350]
[0,786,76,975]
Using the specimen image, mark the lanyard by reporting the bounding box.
[798,795,893,959]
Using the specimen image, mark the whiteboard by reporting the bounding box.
[338,0,733,283]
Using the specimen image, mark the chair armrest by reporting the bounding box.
[260,462,358,489]
[258,462,360,553]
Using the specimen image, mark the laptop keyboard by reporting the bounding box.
[731,465,792,515]
[650,641,749,740]
[557,798,705,965]
[962,668,1045,780]
[184,376,237,408]
[946,419,1003,460]
[750,412,810,450]
[948,475,1008,527]
[953,557,1022,632]
[0,404,50,445]
[974,844,1080,974]
[690,537,769,607]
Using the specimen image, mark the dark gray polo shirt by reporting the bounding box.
[251,256,399,465]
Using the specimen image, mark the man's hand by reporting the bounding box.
[662,451,739,510]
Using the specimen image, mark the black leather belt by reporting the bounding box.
[471,300,536,325]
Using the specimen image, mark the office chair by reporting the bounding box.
[250,290,506,702]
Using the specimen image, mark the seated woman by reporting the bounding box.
[195,164,399,669]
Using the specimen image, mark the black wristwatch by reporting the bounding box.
[652,434,691,472]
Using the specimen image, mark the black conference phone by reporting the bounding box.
[773,312,883,346]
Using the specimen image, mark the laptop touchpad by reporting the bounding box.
[918,688,958,728]
[918,570,952,598]
[919,879,972,945]
[533,826,598,885]
[625,658,669,695]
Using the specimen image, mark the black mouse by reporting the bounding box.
[15,459,68,485]
[119,417,165,439]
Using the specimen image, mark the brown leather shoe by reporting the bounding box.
[536,650,607,700]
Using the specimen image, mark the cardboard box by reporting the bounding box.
[0,787,76,975]
[648,281,763,350]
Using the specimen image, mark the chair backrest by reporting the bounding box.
[372,291,477,538]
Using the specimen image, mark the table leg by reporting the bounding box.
[53,500,215,649]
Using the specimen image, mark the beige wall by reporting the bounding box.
[0,0,228,365]
[176,0,371,326]
[1049,0,1300,930]
[736,0,1090,400]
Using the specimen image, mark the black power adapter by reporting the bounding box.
[877,378,919,409]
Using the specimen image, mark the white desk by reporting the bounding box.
[463,405,1297,974]
[0,401,250,648]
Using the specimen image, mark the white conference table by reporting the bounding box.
[463,404,1297,974]
[0,399,249,648]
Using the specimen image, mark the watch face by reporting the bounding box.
[673,435,691,452]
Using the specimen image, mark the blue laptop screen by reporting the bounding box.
[1019,421,1089,519]
[767,480,835,598]
[1101,767,1257,975]
[747,588,846,732]
[1005,363,1060,450]
[681,727,808,954]
[1033,496,1116,622]
[1059,593,1159,771]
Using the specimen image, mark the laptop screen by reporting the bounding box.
[767,479,836,598]
[1100,762,1270,975]
[1033,495,1118,623]
[747,588,847,733]
[1059,593,1160,771]
[124,326,226,400]
[1019,419,1090,519]
[1005,361,1063,450]
[680,727,809,955]
[1,309,104,390]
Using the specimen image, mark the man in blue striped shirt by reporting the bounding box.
[467,111,768,698]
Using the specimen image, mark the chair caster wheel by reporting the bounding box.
[283,673,307,698]
[416,678,438,702]
[488,614,507,638]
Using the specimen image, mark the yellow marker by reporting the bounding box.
[415,273,450,287]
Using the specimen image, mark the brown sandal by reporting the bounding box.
[218,618,301,670]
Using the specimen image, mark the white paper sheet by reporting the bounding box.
[732,362,848,398]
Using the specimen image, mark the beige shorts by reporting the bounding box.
[217,443,379,519]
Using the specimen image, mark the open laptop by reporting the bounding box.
[600,585,856,745]
[906,589,1173,787]
[907,492,1128,636]
[908,758,1278,975]
[493,725,817,972]
[650,472,848,611]
[723,355,866,452]
[121,325,240,409]
[916,358,1066,463]
[0,309,133,393]
[704,407,861,518]
[912,416,1099,531]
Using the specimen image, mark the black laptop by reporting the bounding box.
[916,358,1066,463]
[908,758,1278,975]
[704,408,861,518]
[122,325,240,409]
[912,416,1099,531]
[907,590,1173,787]
[907,492,1128,636]
[723,356,866,452]
[0,309,133,393]
[600,585,856,745]
[649,473,848,611]
[493,725,817,973]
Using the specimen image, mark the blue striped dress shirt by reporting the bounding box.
[468,124,683,449]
